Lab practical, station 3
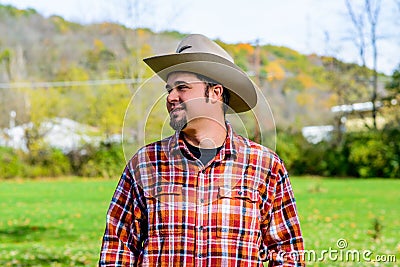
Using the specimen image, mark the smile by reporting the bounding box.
[170,105,186,115]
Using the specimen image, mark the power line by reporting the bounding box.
[0,74,392,89]
[0,78,143,89]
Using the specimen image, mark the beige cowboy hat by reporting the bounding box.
[143,34,257,113]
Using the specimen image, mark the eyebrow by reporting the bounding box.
[165,80,190,91]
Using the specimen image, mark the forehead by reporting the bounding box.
[166,72,200,83]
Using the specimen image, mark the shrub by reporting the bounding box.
[70,142,125,178]
[345,129,400,178]
[275,127,400,178]
[0,145,72,179]
[275,130,347,176]
[275,131,304,174]
[24,145,72,178]
[0,147,26,178]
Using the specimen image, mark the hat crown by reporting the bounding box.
[143,34,258,113]
[175,34,234,63]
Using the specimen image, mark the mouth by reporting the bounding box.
[169,104,186,115]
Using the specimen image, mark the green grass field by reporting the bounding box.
[0,177,399,266]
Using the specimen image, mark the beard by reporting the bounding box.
[169,103,187,131]
[169,115,187,131]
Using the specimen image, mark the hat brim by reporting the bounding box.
[143,53,257,113]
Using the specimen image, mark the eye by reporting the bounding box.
[166,83,190,94]
[176,84,189,91]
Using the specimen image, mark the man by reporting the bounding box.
[100,34,304,266]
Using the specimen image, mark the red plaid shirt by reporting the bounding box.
[100,123,304,266]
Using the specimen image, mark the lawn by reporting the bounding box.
[0,178,115,266]
[0,177,399,266]
[292,177,400,266]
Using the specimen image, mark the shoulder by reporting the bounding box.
[126,135,173,169]
[234,134,288,178]
[120,135,174,187]
[235,134,283,163]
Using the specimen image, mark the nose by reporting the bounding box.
[166,87,179,104]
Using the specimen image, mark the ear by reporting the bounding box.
[210,84,224,104]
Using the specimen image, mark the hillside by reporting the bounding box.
[0,4,385,133]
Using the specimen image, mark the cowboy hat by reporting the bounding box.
[143,34,257,113]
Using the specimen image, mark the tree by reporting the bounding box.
[345,0,382,129]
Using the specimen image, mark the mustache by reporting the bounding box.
[170,103,186,113]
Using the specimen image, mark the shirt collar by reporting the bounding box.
[169,121,238,162]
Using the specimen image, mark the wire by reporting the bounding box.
[0,78,143,89]
[0,74,392,89]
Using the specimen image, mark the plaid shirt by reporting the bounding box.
[100,123,304,266]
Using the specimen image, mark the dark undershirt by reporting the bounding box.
[184,138,223,165]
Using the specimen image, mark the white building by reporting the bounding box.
[0,117,111,153]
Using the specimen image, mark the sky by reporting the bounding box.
[1,0,399,74]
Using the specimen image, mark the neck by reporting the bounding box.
[182,117,227,149]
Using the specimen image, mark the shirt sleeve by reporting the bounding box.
[99,165,147,266]
[261,160,305,267]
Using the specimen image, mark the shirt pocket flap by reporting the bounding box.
[218,187,259,202]
[152,184,183,197]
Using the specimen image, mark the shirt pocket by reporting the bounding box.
[216,186,261,241]
[144,184,184,236]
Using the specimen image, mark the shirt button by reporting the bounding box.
[157,187,162,193]
[198,254,202,258]
[199,226,204,231]
[200,198,204,203]
[238,191,243,195]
